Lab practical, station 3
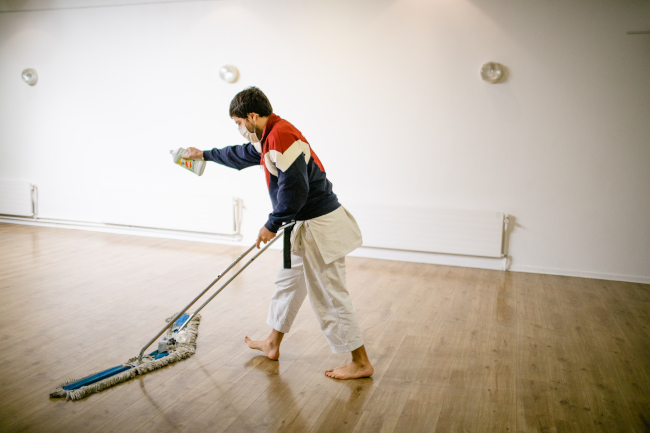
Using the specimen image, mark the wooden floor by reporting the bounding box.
[0,223,649,433]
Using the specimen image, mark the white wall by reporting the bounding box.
[1,0,649,282]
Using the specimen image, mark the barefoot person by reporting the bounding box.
[184,87,373,380]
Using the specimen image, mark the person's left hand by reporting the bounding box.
[184,147,204,160]
[256,226,277,249]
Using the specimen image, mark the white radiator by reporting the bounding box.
[0,180,36,217]
[347,204,506,258]
[98,185,240,235]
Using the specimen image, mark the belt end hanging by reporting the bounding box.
[283,224,294,269]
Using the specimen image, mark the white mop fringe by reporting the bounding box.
[50,314,201,401]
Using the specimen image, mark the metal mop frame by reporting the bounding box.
[50,222,295,401]
[137,221,294,363]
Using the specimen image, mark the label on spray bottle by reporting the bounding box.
[170,148,206,176]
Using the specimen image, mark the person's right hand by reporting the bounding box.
[184,147,204,160]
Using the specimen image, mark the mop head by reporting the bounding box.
[50,313,201,401]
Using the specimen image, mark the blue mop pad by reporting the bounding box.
[50,313,200,401]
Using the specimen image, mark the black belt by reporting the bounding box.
[283,223,294,269]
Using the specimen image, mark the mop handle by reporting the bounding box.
[136,222,295,364]
[177,222,296,332]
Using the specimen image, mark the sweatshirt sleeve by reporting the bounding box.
[203,143,260,170]
[264,155,309,232]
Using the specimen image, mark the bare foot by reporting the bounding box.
[325,345,373,379]
[245,335,280,360]
[325,361,374,379]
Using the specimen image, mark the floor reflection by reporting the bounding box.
[243,355,311,432]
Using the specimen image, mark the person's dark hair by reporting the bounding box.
[229,86,273,118]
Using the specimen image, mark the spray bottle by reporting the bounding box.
[170,148,206,176]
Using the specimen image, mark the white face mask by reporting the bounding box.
[238,120,260,143]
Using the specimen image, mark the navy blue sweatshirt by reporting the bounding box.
[203,114,340,232]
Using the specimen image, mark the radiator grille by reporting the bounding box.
[98,185,237,235]
[347,204,505,258]
[0,180,34,217]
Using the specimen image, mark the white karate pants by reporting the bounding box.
[266,222,364,354]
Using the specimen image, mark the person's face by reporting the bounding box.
[232,113,257,133]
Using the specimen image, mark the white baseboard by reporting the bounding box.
[350,248,649,284]
[2,216,648,285]
[508,264,650,285]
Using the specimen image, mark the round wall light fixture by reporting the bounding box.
[219,65,239,83]
[480,62,504,84]
[22,68,38,85]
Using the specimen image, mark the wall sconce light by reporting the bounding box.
[480,62,505,84]
[21,68,38,85]
[219,65,239,83]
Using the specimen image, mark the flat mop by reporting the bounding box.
[50,223,294,401]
